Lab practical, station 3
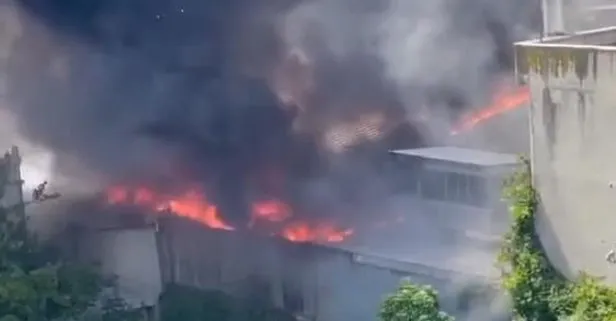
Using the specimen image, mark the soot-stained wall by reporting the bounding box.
[515,27,616,284]
[154,217,506,321]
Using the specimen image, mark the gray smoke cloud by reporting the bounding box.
[0,0,539,318]
[0,0,538,216]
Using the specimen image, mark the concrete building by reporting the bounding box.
[67,147,517,321]
[541,0,616,34]
[515,26,616,282]
[387,147,517,240]
[0,146,24,217]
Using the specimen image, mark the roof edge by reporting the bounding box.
[515,26,616,49]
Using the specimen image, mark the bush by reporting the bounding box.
[498,158,616,320]
[0,206,138,321]
[379,280,454,321]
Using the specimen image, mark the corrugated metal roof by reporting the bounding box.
[390,147,518,167]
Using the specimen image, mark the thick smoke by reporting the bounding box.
[0,0,539,219]
[1,0,540,318]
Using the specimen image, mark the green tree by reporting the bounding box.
[0,205,138,321]
[379,281,454,321]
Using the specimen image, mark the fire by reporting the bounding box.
[165,192,235,231]
[104,186,354,243]
[104,186,234,231]
[451,85,530,135]
[251,200,291,223]
[281,221,354,243]
[106,186,129,204]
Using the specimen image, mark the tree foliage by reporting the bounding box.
[0,205,137,321]
[379,280,454,321]
[498,157,616,321]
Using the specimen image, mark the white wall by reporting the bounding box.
[516,37,616,283]
[157,217,503,321]
[83,227,163,308]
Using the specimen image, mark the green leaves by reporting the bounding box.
[0,206,133,321]
[499,159,616,321]
[379,281,454,321]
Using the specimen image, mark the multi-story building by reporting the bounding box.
[68,146,517,321]
[515,26,616,282]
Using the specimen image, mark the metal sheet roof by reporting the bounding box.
[390,147,518,167]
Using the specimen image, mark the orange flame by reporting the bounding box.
[281,221,354,243]
[105,186,234,231]
[451,85,530,135]
[104,186,353,243]
[106,186,129,204]
[251,200,292,223]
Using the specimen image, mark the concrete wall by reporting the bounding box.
[515,31,616,282]
[156,217,506,321]
[68,205,508,320]
[77,225,164,308]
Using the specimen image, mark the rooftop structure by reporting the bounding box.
[515,26,616,283]
[391,147,518,167]
[347,147,521,282]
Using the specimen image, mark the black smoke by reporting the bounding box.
[2,0,540,222]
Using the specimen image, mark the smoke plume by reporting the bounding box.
[0,0,541,318]
[0,0,539,216]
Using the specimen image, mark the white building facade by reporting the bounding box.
[515,27,616,283]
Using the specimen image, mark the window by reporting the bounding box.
[446,172,467,203]
[419,169,488,208]
[465,175,487,207]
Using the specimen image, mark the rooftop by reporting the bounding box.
[390,147,518,167]
[513,26,616,86]
[516,25,616,47]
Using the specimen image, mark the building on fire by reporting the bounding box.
[59,146,517,321]
[514,26,616,284]
[0,144,518,320]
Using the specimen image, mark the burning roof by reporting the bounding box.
[1,0,534,253]
[105,185,355,244]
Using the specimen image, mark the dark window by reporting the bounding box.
[446,172,468,203]
[465,175,487,207]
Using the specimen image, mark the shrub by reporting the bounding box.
[379,280,454,321]
[498,158,616,321]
